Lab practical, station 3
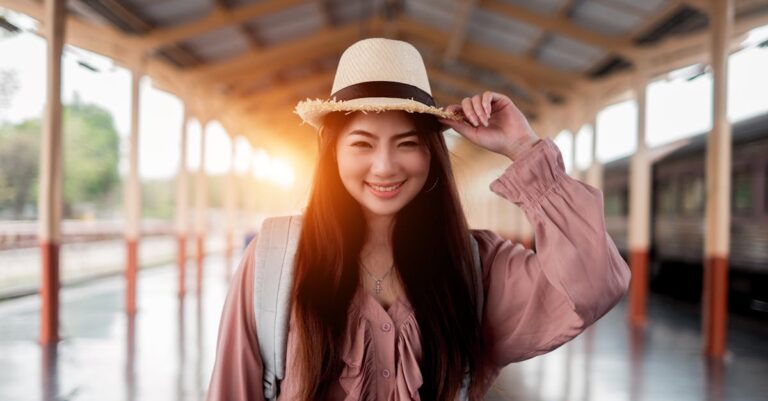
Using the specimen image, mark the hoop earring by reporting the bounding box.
[424,176,439,192]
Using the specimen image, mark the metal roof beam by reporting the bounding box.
[397,16,577,91]
[481,0,637,61]
[140,0,313,51]
[183,20,367,85]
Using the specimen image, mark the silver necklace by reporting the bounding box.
[361,261,395,294]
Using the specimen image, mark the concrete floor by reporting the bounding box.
[1,253,767,401]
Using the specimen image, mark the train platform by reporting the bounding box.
[1,252,766,401]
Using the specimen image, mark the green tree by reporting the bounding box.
[62,100,120,215]
[0,119,39,217]
[0,100,120,218]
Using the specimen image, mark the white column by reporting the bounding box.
[38,0,65,345]
[124,64,142,315]
[175,106,190,296]
[225,135,238,266]
[195,120,208,292]
[703,0,733,358]
[628,72,652,327]
[586,98,603,190]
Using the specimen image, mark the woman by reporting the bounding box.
[206,38,630,401]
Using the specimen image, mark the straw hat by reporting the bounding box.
[294,38,463,129]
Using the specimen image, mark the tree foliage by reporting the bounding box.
[0,99,120,218]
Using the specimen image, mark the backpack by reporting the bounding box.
[252,215,483,400]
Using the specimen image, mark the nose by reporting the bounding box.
[370,146,397,177]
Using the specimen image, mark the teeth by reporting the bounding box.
[368,182,403,192]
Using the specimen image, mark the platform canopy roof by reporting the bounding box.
[2,0,768,154]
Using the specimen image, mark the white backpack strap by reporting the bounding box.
[469,234,484,320]
[253,215,303,400]
[460,233,484,401]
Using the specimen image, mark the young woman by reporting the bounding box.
[206,38,630,401]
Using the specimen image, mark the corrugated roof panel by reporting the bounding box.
[537,38,601,73]
[329,0,379,25]
[546,34,605,61]
[611,0,668,14]
[124,0,212,28]
[226,0,264,8]
[248,2,325,46]
[466,25,534,55]
[183,26,252,62]
[497,0,568,15]
[467,7,540,55]
[404,0,457,29]
[571,0,646,36]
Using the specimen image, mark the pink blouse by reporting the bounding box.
[205,137,631,401]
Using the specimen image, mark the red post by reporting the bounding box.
[196,234,204,292]
[628,250,649,327]
[126,240,138,314]
[178,235,186,296]
[40,242,60,343]
[703,256,729,357]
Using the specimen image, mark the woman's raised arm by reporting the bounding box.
[472,137,631,367]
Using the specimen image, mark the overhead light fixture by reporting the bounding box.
[0,16,21,34]
[77,60,100,73]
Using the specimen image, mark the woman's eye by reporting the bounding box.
[351,142,372,148]
[399,141,419,147]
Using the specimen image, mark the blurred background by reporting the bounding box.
[1,0,767,400]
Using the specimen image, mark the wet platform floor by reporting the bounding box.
[1,253,767,401]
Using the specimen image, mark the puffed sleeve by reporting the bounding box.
[205,237,265,401]
[473,137,631,368]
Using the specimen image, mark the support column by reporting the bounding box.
[224,136,238,279]
[628,72,652,327]
[703,0,733,358]
[586,99,603,191]
[38,0,65,345]
[195,120,208,293]
[570,130,580,181]
[125,65,142,315]
[175,107,190,297]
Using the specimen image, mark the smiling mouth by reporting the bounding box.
[365,180,406,192]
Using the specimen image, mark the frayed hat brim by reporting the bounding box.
[294,97,463,129]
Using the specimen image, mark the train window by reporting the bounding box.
[605,187,627,216]
[681,175,705,215]
[732,168,752,215]
[656,179,678,216]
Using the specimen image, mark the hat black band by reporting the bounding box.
[331,81,436,107]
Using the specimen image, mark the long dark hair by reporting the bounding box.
[292,110,486,400]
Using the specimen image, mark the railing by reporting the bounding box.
[0,220,175,250]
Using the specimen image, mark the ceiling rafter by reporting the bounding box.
[397,16,577,92]
[140,0,313,51]
[426,67,538,114]
[481,0,637,61]
[182,19,370,85]
[212,0,263,50]
[524,0,575,63]
[626,0,688,39]
[443,0,477,64]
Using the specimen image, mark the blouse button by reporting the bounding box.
[382,369,391,378]
[381,322,392,332]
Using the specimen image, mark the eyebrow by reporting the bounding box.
[347,129,419,140]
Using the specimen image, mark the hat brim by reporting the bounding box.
[294,97,463,129]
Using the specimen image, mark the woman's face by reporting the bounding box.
[335,111,431,220]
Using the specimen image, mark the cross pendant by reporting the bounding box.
[374,279,383,294]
